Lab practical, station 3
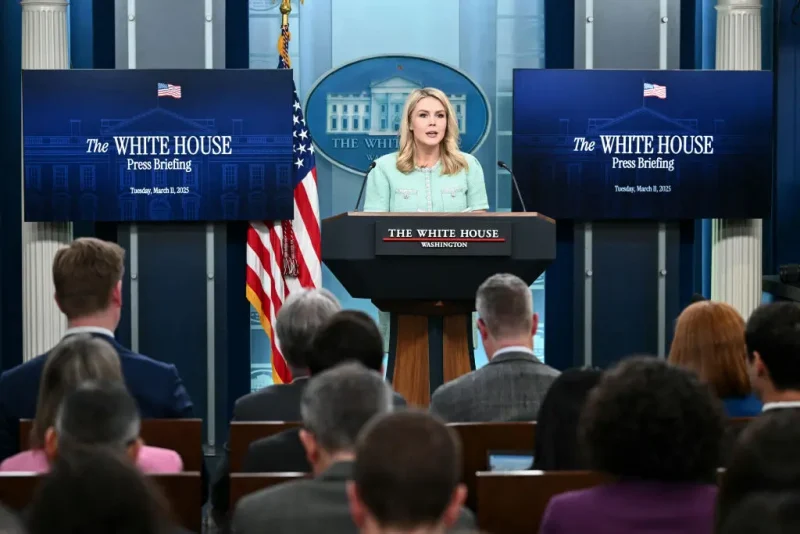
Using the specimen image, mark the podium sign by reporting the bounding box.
[375,220,512,256]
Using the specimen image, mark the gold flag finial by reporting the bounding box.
[276,0,304,26]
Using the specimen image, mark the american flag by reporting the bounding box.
[643,83,666,99]
[158,83,182,99]
[245,25,320,385]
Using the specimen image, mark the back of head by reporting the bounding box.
[718,492,800,534]
[352,411,462,530]
[55,381,141,452]
[33,334,122,447]
[669,300,750,398]
[533,367,602,470]
[717,409,800,523]
[274,288,341,372]
[52,237,125,320]
[745,302,800,391]
[475,273,533,340]
[300,361,392,453]
[580,355,724,482]
[307,310,384,375]
[27,447,170,534]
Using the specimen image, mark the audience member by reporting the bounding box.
[531,367,602,471]
[0,335,181,473]
[27,447,176,534]
[430,273,559,422]
[745,302,800,411]
[669,300,761,416]
[540,356,724,534]
[233,362,448,534]
[717,492,800,534]
[347,411,470,534]
[716,409,800,531]
[232,288,341,421]
[0,238,194,462]
[0,504,25,534]
[241,310,406,474]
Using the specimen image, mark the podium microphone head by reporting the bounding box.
[367,161,377,172]
[497,160,509,170]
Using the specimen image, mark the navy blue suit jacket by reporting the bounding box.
[0,333,194,461]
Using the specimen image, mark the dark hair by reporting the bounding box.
[717,492,800,534]
[716,409,800,530]
[745,302,800,390]
[580,356,724,482]
[354,411,461,529]
[307,310,384,375]
[533,368,602,471]
[32,335,122,448]
[53,238,125,319]
[55,381,141,451]
[27,448,172,534]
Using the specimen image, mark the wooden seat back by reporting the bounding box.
[228,421,301,471]
[229,472,308,510]
[449,422,536,512]
[20,419,204,471]
[476,470,610,534]
[0,471,202,532]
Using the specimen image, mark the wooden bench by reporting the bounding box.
[228,421,301,471]
[449,422,536,512]
[20,419,204,472]
[229,472,308,511]
[0,471,202,532]
[476,470,610,534]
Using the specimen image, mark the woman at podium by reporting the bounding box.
[362,87,489,213]
[362,87,488,356]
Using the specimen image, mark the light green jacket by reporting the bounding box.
[363,151,490,212]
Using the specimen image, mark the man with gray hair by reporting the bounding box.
[232,362,395,534]
[430,273,559,422]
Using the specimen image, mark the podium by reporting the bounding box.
[321,212,556,407]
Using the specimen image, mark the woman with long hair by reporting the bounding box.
[362,87,489,213]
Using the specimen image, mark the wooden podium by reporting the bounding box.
[321,212,556,407]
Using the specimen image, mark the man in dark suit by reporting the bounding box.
[430,273,560,422]
[241,310,406,473]
[232,363,472,534]
[0,238,194,461]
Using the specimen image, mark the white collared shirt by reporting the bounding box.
[63,326,115,340]
[762,401,800,412]
[491,346,535,358]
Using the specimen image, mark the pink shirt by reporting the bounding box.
[0,446,183,473]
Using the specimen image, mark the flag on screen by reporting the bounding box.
[245,24,321,385]
[643,83,666,99]
[158,83,182,99]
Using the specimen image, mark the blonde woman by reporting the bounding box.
[363,87,489,213]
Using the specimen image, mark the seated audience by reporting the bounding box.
[745,302,800,411]
[0,237,194,462]
[717,492,800,534]
[26,447,179,534]
[715,409,800,531]
[233,362,425,534]
[242,310,406,474]
[430,273,559,422]
[540,356,724,534]
[0,335,181,473]
[669,300,761,416]
[211,288,341,525]
[347,411,470,534]
[532,367,602,471]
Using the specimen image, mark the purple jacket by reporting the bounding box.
[540,481,717,534]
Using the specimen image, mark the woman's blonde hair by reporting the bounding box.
[396,87,468,175]
[31,334,123,448]
[668,300,751,398]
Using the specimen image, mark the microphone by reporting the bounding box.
[497,160,527,212]
[354,161,377,211]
